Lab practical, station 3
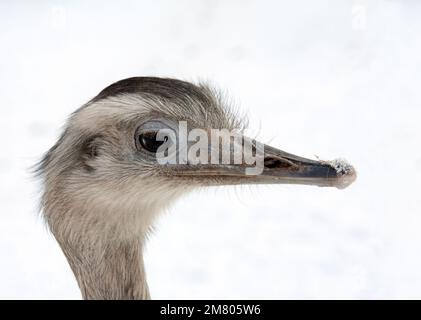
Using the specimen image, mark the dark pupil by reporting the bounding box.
[139,131,167,153]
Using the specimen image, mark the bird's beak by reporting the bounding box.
[252,144,356,189]
[171,137,357,189]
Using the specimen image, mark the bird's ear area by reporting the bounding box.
[80,135,104,172]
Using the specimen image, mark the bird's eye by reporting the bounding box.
[137,131,168,153]
[135,120,175,155]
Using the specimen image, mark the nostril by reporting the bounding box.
[264,156,293,169]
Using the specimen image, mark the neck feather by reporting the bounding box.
[59,236,150,300]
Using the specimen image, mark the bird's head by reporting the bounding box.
[37,77,356,243]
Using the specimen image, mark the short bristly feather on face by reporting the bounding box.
[36,77,356,300]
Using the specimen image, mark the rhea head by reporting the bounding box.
[37,77,356,299]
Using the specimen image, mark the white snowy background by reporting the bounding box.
[0,0,420,299]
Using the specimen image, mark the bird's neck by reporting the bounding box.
[60,237,150,300]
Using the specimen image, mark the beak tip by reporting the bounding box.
[326,158,357,189]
